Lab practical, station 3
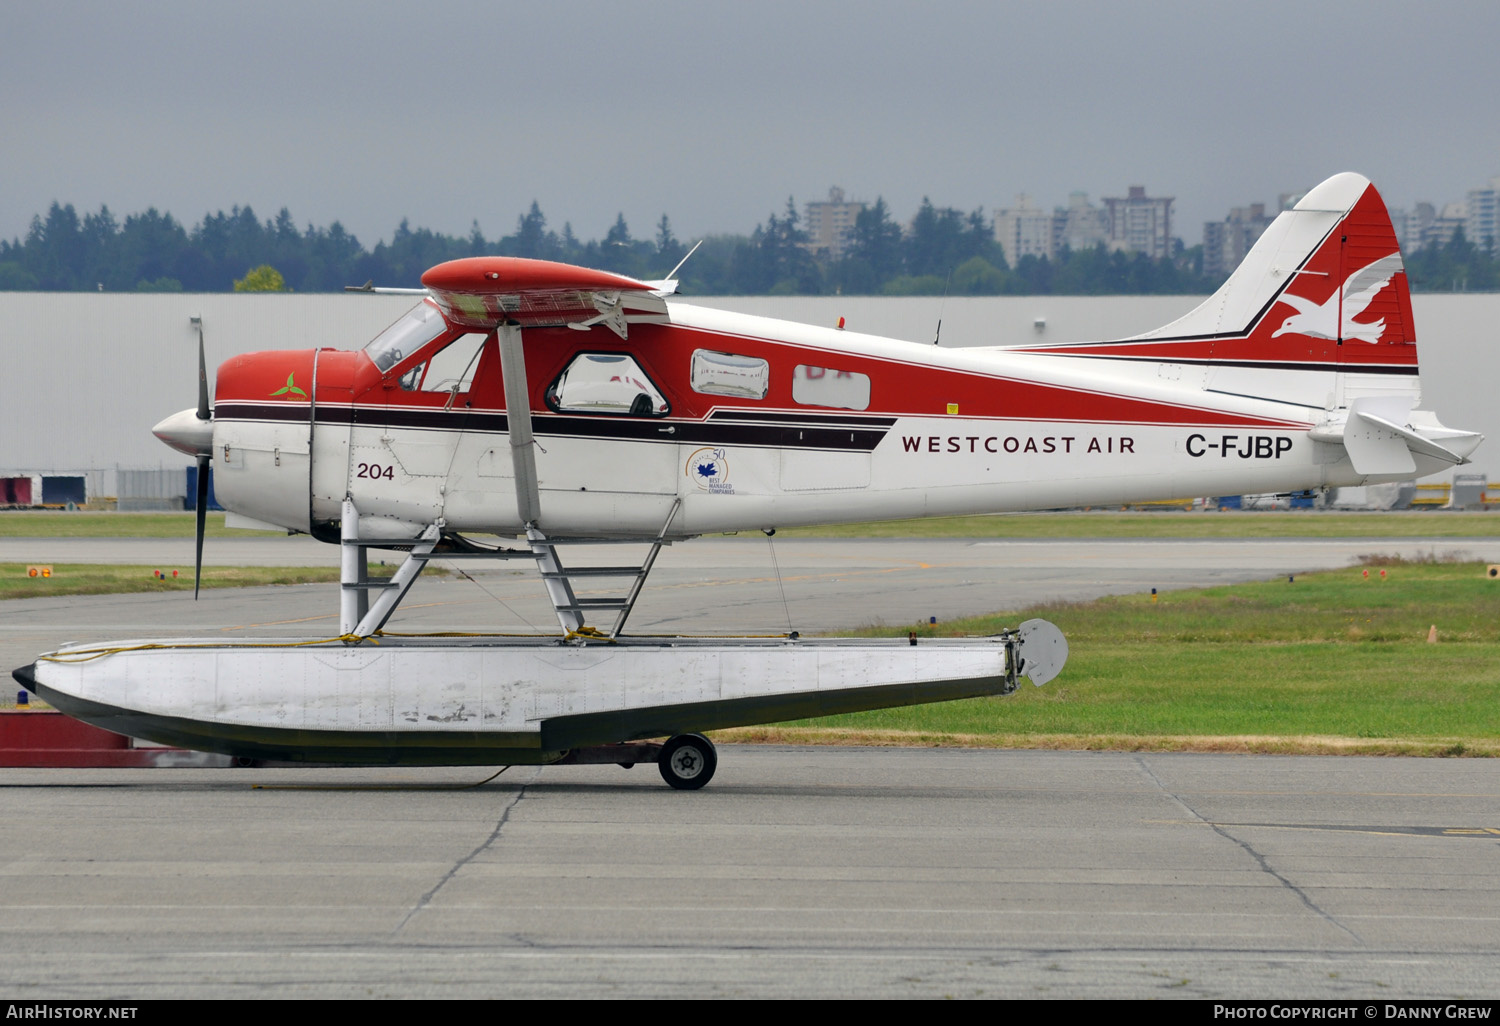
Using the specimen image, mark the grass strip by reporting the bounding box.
[778,511,1500,539]
[710,727,1496,758]
[0,513,279,538]
[0,563,341,601]
[740,560,1500,754]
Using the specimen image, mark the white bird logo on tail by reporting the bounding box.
[1271,253,1403,344]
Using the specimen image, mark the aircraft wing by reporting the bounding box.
[421,257,671,339]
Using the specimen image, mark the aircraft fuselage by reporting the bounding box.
[209,302,1413,542]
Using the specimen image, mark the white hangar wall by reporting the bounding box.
[1,293,416,491]
[0,291,1494,491]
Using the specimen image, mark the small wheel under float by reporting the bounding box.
[658,733,717,790]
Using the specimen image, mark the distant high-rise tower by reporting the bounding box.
[1054,192,1109,253]
[1424,202,1468,250]
[1102,185,1174,259]
[993,194,1054,262]
[803,187,865,260]
[1405,202,1438,251]
[1466,178,1499,255]
[1203,203,1275,279]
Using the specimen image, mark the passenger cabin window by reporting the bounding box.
[398,332,488,394]
[365,300,447,372]
[691,350,769,400]
[547,353,669,416]
[792,365,871,411]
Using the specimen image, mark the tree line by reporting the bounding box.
[1403,229,1500,292]
[1,197,1492,296]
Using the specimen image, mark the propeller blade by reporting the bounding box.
[194,318,210,422]
[194,453,209,599]
[190,316,212,598]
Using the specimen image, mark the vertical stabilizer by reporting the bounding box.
[1003,173,1480,477]
[1007,172,1420,379]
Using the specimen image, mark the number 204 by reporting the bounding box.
[357,463,395,480]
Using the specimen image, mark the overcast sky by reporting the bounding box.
[4,0,1497,253]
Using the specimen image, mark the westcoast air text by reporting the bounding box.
[902,435,1135,455]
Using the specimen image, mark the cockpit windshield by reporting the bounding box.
[364,300,447,372]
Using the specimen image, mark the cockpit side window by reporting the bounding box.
[397,332,489,394]
[545,353,670,417]
[364,299,448,373]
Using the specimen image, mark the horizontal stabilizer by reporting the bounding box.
[1340,396,1415,475]
[1340,420,1415,477]
[1312,396,1479,476]
[1353,410,1467,466]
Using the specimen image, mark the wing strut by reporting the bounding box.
[497,322,543,525]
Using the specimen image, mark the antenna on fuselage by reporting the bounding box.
[663,239,703,283]
[640,240,704,297]
[932,271,952,345]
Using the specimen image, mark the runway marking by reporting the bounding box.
[1148,788,1500,800]
[1191,821,1500,839]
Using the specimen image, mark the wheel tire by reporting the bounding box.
[658,733,716,790]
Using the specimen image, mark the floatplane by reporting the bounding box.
[15,173,1480,787]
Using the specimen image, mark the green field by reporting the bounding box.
[0,512,278,538]
[778,510,1500,539]
[0,563,341,601]
[719,559,1500,755]
[2,510,1497,540]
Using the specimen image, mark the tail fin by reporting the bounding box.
[1138,171,1417,364]
[1007,173,1482,476]
[1013,172,1419,377]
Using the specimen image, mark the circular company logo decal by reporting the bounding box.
[686,447,731,491]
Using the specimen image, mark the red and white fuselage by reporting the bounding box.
[190,173,1477,543]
